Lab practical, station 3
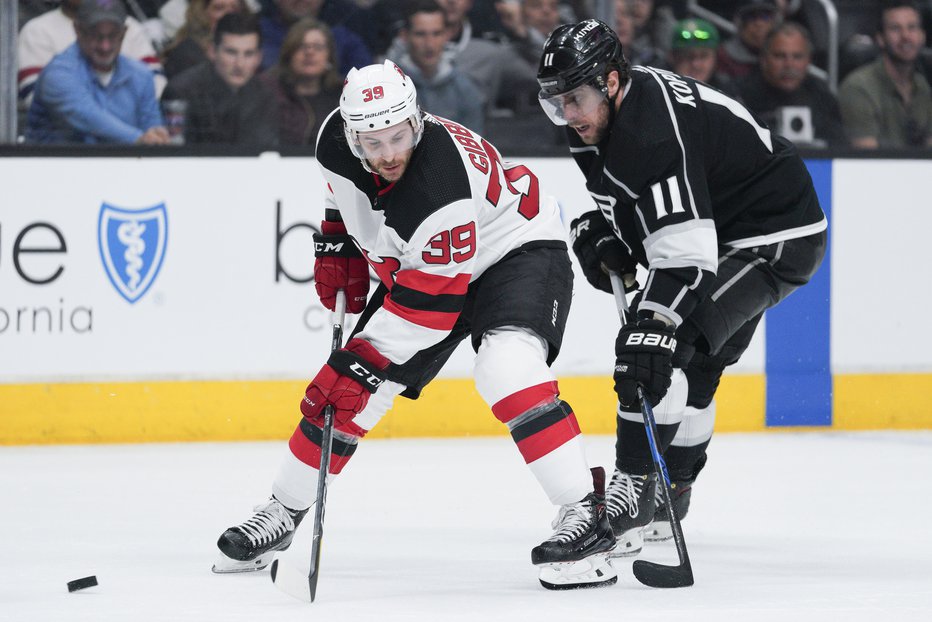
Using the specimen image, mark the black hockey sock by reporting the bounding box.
[663,441,710,483]
[615,416,679,475]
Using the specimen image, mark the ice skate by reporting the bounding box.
[212,497,308,573]
[605,469,657,557]
[531,467,618,590]
[644,480,693,543]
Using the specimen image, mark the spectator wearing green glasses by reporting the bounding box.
[667,17,740,98]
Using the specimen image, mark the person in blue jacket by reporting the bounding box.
[27,0,169,145]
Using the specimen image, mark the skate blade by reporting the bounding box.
[537,553,617,590]
[609,526,645,558]
[211,551,276,574]
[643,520,674,543]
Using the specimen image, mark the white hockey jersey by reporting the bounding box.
[315,111,569,365]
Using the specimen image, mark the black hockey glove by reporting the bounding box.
[569,211,638,294]
[614,319,677,408]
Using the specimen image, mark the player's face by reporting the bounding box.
[539,83,611,144]
[358,123,417,182]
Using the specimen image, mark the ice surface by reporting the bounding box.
[3,432,931,621]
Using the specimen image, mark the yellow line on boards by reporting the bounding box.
[1,373,929,445]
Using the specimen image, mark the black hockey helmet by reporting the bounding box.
[537,19,627,98]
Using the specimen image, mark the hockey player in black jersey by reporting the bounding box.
[536,20,827,554]
[214,60,617,589]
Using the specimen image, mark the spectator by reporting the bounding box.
[430,0,539,111]
[159,0,262,41]
[839,0,932,148]
[26,0,169,145]
[497,0,568,66]
[161,0,250,78]
[629,0,676,56]
[718,0,781,79]
[258,0,372,76]
[615,0,664,66]
[739,22,846,148]
[161,12,278,146]
[395,0,486,132]
[667,17,740,97]
[259,17,342,146]
[18,0,60,30]
[18,0,165,106]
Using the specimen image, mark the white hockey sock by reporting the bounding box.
[272,451,320,512]
[527,434,593,506]
[670,402,716,447]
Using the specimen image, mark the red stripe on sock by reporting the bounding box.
[491,381,560,424]
[515,411,581,464]
[287,422,366,474]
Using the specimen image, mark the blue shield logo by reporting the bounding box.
[98,203,168,304]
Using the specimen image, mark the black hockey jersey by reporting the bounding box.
[568,66,827,326]
[316,110,567,365]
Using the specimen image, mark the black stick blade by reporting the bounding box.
[632,559,694,588]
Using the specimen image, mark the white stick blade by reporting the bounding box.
[270,559,312,602]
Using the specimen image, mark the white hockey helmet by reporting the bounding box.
[340,60,424,165]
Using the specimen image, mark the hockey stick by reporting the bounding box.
[270,290,346,603]
[609,273,694,588]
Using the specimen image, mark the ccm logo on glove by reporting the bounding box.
[301,339,390,427]
[347,360,384,390]
[315,240,348,254]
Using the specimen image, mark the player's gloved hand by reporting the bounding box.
[614,319,677,408]
[300,338,390,427]
[314,220,369,314]
[569,210,638,294]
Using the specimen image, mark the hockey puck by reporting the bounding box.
[67,576,98,592]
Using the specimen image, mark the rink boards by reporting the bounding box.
[0,156,928,444]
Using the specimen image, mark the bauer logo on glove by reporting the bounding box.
[624,331,676,350]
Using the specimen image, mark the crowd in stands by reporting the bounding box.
[12,0,932,151]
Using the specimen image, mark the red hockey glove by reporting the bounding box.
[300,339,390,427]
[314,220,369,314]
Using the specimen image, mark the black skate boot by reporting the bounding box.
[531,467,618,590]
[212,497,308,573]
[644,479,693,543]
[605,469,657,557]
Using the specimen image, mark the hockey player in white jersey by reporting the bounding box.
[214,60,616,589]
